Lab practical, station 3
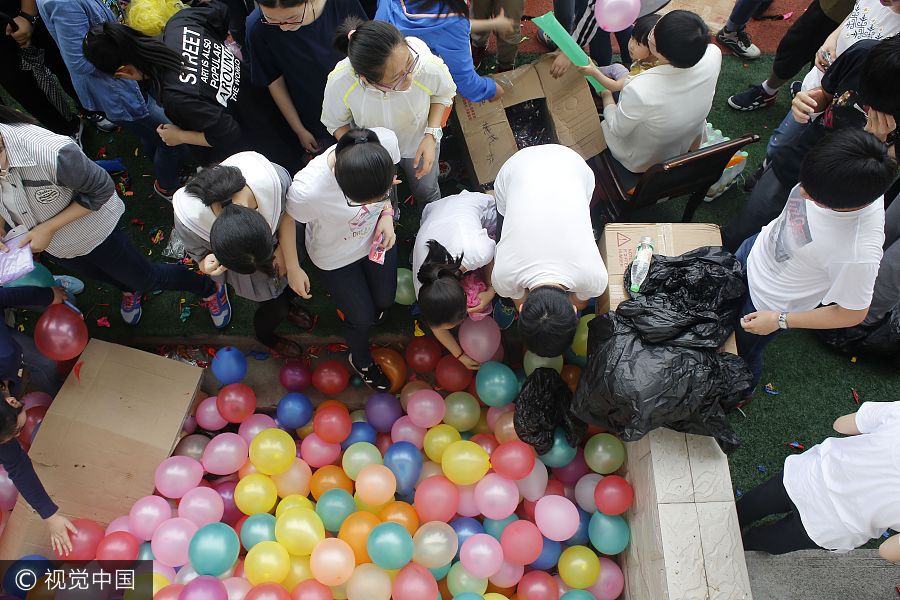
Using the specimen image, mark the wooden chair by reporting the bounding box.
[591,134,761,224]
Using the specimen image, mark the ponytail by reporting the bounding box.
[83,22,183,82]
[334,17,405,82]
[334,128,396,203]
[185,165,247,207]
[417,240,467,327]
[210,204,277,277]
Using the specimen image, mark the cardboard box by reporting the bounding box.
[0,340,201,558]
[454,53,607,185]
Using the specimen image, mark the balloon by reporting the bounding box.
[202,433,249,476]
[482,514,517,540]
[311,405,350,446]
[439,392,478,432]
[96,531,139,563]
[441,440,489,485]
[155,456,203,499]
[312,360,349,395]
[217,384,257,424]
[588,512,630,555]
[365,392,403,432]
[214,480,243,526]
[446,562,487,596]
[515,460,548,502]
[489,560,523,589]
[392,563,438,600]
[291,580,332,600]
[405,337,443,373]
[523,351,563,376]
[212,347,248,385]
[570,315,595,357]
[561,592,593,600]
[197,397,229,431]
[589,557,625,600]
[250,429,296,476]
[558,546,600,589]
[491,441,535,480]
[594,474,634,516]
[372,347,407,393]
[189,522,240,576]
[474,362,518,408]
[276,393,314,430]
[413,474,459,522]
[155,584,185,600]
[338,512,381,564]
[539,428,578,468]
[275,508,325,556]
[492,411,519,444]
[399,381,432,410]
[530,537,562,570]
[15,405,44,450]
[241,513,277,551]
[347,564,391,600]
[355,464,397,506]
[246,583,290,600]
[435,355,473,392]
[473,473,519,520]
[378,501,419,537]
[342,421,377,449]
[517,571,558,600]
[245,541,291,585]
[280,360,312,392]
[574,474,603,513]
[407,390,445,429]
[129,495,171,541]
[179,486,226,526]
[300,434,342,469]
[220,577,252,600]
[459,534,503,579]
[306,466,351,503]
[417,460,443,484]
[411,521,458,569]
[309,538,355,586]
[395,268,416,305]
[235,473,278,515]
[553,448,590,485]
[534,496,579,542]
[584,434,625,474]
[456,483,479,518]
[341,441,382,480]
[458,318,501,363]
[20,391,52,414]
[281,554,314,592]
[559,365,582,393]
[390,416,426,449]
[594,0,640,32]
[174,434,212,462]
[180,576,227,600]
[366,522,414,570]
[105,515,130,535]
[499,520,542,565]
[8,263,54,288]
[423,424,461,463]
[470,433,499,457]
[34,304,88,361]
[151,518,198,568]
[310,488,353,533]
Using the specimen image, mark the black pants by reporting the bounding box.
[254,288,298,347]
[771,0,846,81]
[737,470,822,554]
[317,247,398,366]
[721,163,793,252]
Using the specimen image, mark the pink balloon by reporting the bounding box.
[486,404,515,430]
[151,517,198,567]
[156,584,184,600]
[459,533,503,578]
[291,580,332,600]
[413,476,459,523]
[392,563,438,600]
[534,495,579,541]
[222,577,252,600]
[238,414,277,444]
[473,473,520,520]
[21,391,53,411]
[391,416,426,449]
[178,486,225,526]
[489,560,524,588]
[518,571,559,600]
[271,458,313,498]
[155,456,204,499]
[196,397,228,431]
[180,576,228,600]
[105,516,130,535]
[458,317,501,363]
[214,479,243,525]
[129,495,172,541]
[300,433,342,468]
[589,557,625,600]
[516,459,549,502]
[553,448,590,486]
[491,343,505,363]
[407,390,446,429]
[554,575,571,598]
[469,433,499,456]
[456,484,480,518]
[594,0,640,32]
[0,467,18,511]
[154,562,177,582]
[202,433,249,475]
[182,415,198,435]
[500,520,542,565]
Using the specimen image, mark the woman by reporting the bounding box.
[246,0,367,153]
[0,106,230,328]
[82,3,305,172]
[413,191,498,368]
[322,18,456,207]
[174,152,314,357]
[287,127,399,391]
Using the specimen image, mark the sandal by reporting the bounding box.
[349,353,391,391]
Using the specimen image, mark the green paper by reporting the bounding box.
[532,12,605,93]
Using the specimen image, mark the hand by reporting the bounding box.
[288,266,312,299]
[575,63,602,81]
[6,16,34,47]
[467,287,496,315]
[0,239,7,253]
[17,224,54,253]
[50,286,66,304]
[791,89,825,124]
[458,354,481,370]
[373,214,396,251]
[490,8,517,35]
[414,135,437,179]
[200,254,227,276]
[550,52,573,79]
[157,124,185,146]
[489,83,506,102]
[46,514,77,557]
[864,109,896,143]
[814,40,836,72]
[296,128,319,153]
[740,311,780,336]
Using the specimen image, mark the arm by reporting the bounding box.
[269,76,318,152]
[833,413,861,436]
[469,9,515,34]
[321,74,354,140]
[879,534,900,562]
[7,0,37,46]
[38,0,99,76]
[17,203,91,254]
[413,102,450,178]
[575,63,625,91]
[815,14,847,72]
[791,88,833,124]
[432,326,479,369]
[441,20,499,102]
[278,214,311,299]
[601,86,643,140]
[157,124,212,148]
[740,305,869,336]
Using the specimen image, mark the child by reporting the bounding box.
[734,128,896,403]
[738,400,900,556]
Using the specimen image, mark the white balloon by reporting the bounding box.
[574,473,604,513]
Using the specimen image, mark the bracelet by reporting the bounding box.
[380,208,395,217]
[18,10,39,24]
[453,350,463,359]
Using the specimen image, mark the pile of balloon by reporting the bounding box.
[4,315,634,600]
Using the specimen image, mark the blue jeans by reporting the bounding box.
[734,234,782,394]
[118,98,184,191]
[765,110,808,163]
[13,331,62,396]
[726,0,766,30]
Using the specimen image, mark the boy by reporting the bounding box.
[734,128,896,402]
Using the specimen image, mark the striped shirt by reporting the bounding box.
[0,123,123,259]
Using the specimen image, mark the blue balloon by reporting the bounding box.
[383,441,424,496]
[342,421,377,449]
[475,361,519,407]
[529,536,562,570]
[429,562,452,581]
[566,508,591,546]
[561,591,595,600]
[482,514,518,540]
[316,488,357,532]
[240,513,276,551]
[449,517,484,561]
[539,427,578,468]
[460,431,473,440]
[3,555,51,599]
[589,512,631,555]
[189,522,240,576]
[367,522,414,570]
[211,346,247,385]
[454,594,484,600]
[137,541,154,560]
[276,392,314,430]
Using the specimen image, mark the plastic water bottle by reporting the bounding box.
[629,237,654,293]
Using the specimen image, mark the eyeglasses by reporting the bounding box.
[371,45,419,91]
[345,188,393,208]
[259,3,309,26]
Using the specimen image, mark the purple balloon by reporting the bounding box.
[553,448,590,486]
[179,575,227,600]
[365,393,403,433]
[280,360,312,392]
[213,480,242,526]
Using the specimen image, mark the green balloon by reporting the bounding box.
[475,361,518,407]
[366,522,414,570]
[239,513,276,551]
[7,263,55,288]
[584,433,626,474]
[395,268,416,306]
[190,522,240,576]
[443,392,481,431]
[316,488,357,532]
[523,351,564,376]
[588,512,630,555]
[571,314,596,357]
[341,442,383,480]
[446,561,487,596]
[539,427,578,468]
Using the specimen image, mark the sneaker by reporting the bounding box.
[120,292,143,325]
[83,112,117,133]
[348,353,391,391]
[471,44,487,70]
[153,180,174,203]
[742,165,765,192]
[53,275,84,297]
[789,80,802,99]
[493,300,517,330]
[727,84,777,111]
[203,282,232,329]
[715,27,761,59]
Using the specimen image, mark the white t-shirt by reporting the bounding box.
[784,401,900,552]
[412,191,498,297]
[286,127,401,271]
[747,185,884,313]
[491,145,608,301]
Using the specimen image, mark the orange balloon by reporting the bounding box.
[355,464,397,506]
[400,380,432,411]
[310,465,354,500]
[487,583,516,596]
[318,399,346,411]
[338,511,381,564]
[560,365,582,394]
[379,501,420,536]
[493,410,519,443]
[437,576,451,600]
[239,461,259,479]
[372,347,407,393]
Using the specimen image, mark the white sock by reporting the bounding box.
[761,80,779,95]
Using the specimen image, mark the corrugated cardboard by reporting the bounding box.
[454,53,607,185]
[0,340,200,558]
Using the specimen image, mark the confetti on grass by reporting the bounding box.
[764,383,779,395]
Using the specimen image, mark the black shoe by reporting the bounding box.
[742,165,765,192]
[727,84,777,112]
[715,26,761,59]
[349,354,391,391]
[789,80,802,99]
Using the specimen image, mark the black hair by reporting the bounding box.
[409,0,470,17]
[652,10,709,68]
[518,286,578,358]
[334,17,406,82]
[185,165,247,207]
[334,128,396,203]
[859,35,900,117]
[417,240,468,327]
[631,13,661,45]
[0,105,38,125]
[257,0,306,6]
[799,128,897,209]
[0,383,22,441]
[82,22,183,82]
[210,205,277,277]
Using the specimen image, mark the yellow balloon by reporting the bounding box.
[558,545,601,589]
[245,540,291,585]
[297,421,315,439]
[277,494,316,516]
[471,409,491,435]
[354,491,387,515]
[250,428,297,476]
[331,582,349,600]
[441,440,490,485]
[485,594,509,600]
[276,507,326,556]
[282,554,314,591]
[423,424,462,463]
[347,564,391,600]
[235,473,278,515]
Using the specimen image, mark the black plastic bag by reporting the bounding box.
[816,309,900,355]
[514,368,586,455]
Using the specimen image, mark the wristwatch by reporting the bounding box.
[778,312,789,330]
[424,127,443,143]
[17,10,40,25]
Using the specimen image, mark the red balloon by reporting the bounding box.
[470,433,499,456]
[216,384,257,423]
[492,441,536,480]
[17,405,48,451]
[280,360,312,392]
[247,583,291,600]
[311,360,349,396]
[291,579,332,600]
[155,584,184,600]
[517,571,558,600]
[435,355,473,392]
[96,531,140,565]
[404,337,443,374]
[594,474,634,516]
[59,518,105,560]
[313,404,352,444]
[393,563,439,599]
[375,432,393,455]
[413,476,459,523]
[34,304,89,361]
[21,391,53,411]
[500,520,543,565]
